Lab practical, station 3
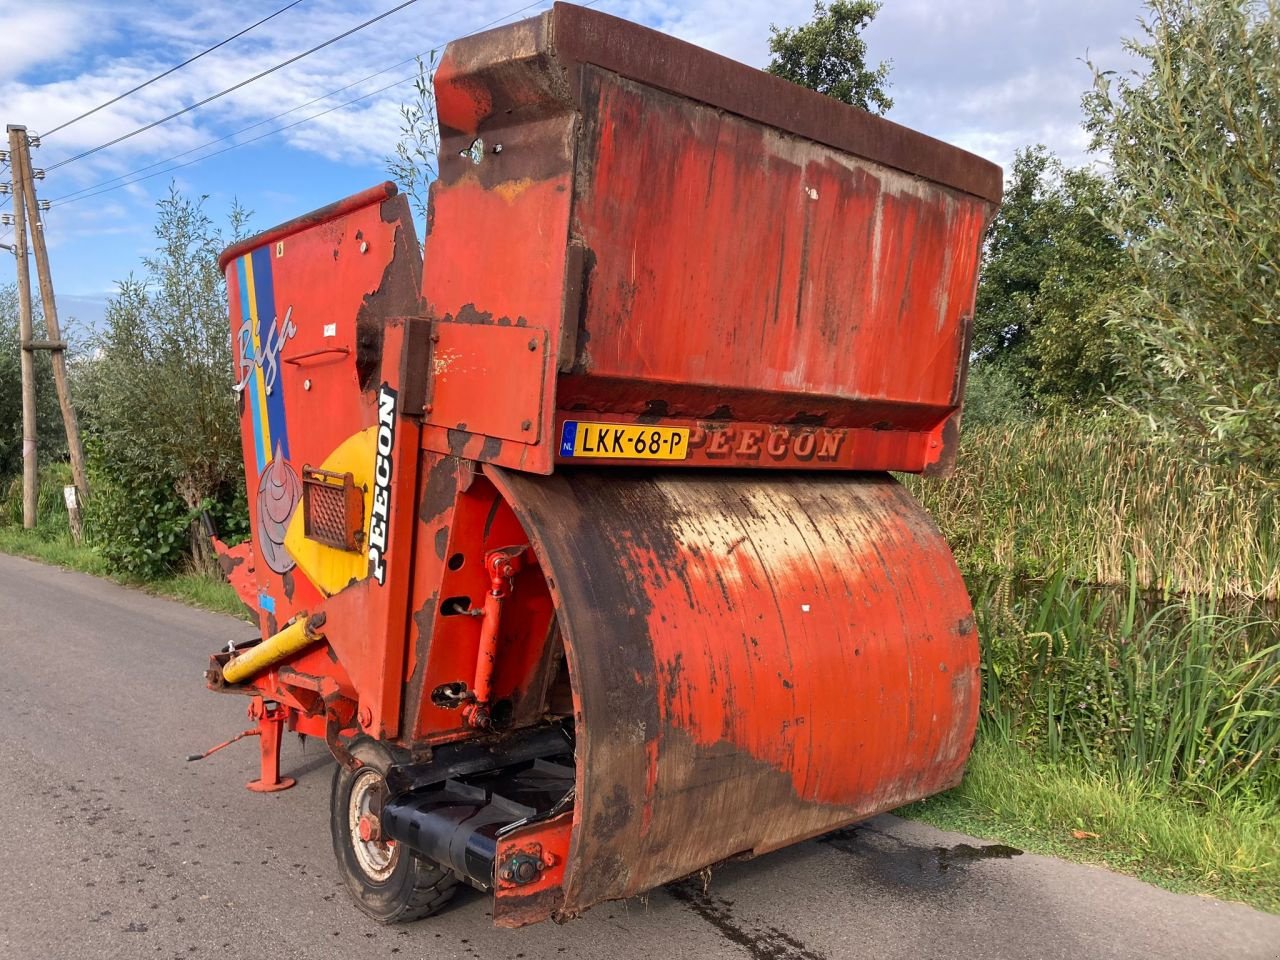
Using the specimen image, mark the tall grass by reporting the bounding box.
[974,570,1280,803]
[900,416,1280,905]
[3,461,77,532]
[904,417,1280,600]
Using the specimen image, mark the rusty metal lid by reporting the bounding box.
[545,3,1002,204]
[217,182,398,271]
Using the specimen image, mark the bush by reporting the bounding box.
[81,186,250,578]
[0,283,68,477]
[2,462,74,531]
[971,147,1129,411]
[82,457,198,577]
[961,363,1033,430]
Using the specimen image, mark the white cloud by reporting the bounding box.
[0,1,108,82]
[0,0,479,190]
[0,0,1150,220]
[581,0,1145,172]
[862,0,1145,170]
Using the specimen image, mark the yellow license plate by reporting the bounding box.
[559,421,690,460]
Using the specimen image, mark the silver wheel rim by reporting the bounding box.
[348,767,399,883]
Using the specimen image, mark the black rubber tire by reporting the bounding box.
[330,739,458,922]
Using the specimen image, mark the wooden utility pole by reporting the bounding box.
[7,125,39,528]
[8,124,90,506]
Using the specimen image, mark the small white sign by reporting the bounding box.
[323,323,337,337]
[63,485,78,510]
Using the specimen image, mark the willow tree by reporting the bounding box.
[85,187,250,574]
[1085,0,1280,477]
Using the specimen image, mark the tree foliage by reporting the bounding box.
[961,363,1034,430]
[0,283,65,478]
[81,187,250,576]
[766,0,893,114]
[1084,0,1280,476]
[385,53,439,241]
[972,146,1129,411]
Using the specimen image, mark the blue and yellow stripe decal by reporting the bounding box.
[236,248,290,472]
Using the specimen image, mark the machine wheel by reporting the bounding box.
[330,739,458,922]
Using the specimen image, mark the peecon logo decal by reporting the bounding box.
[368,384,397,585]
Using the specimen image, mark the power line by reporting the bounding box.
[49,0,556,205]
[40,0,307,140]
[50,56,424,204]
[44,0,424,174]
[48,0,567,208]
[44,0,605,211]
[55,73,420,209]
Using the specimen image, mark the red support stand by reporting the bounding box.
[247,700,296,793]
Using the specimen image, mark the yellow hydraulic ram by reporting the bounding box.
[222,613,326,685]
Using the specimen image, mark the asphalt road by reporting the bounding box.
[1,552,1277,960]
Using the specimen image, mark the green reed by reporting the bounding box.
[904,417,1280,600]
[974,568,1280,803]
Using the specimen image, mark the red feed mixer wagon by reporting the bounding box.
[201,2,1001,927]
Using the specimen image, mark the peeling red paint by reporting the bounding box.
[489,467,980,918]
[206,2,998,932]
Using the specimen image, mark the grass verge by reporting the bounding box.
[0,526,247,620]
[900,737,1280,914]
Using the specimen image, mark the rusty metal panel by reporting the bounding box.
[426,321,547,444]
[557,61,990,473]
[419,13,576,475]
[217,184,425,740]
[418,5,998,476]
[487,465,979,921]
[400,467,560,745]
[567,67,989,413]
[492,810,573,927]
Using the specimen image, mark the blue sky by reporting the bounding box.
[0,0,1147,328]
